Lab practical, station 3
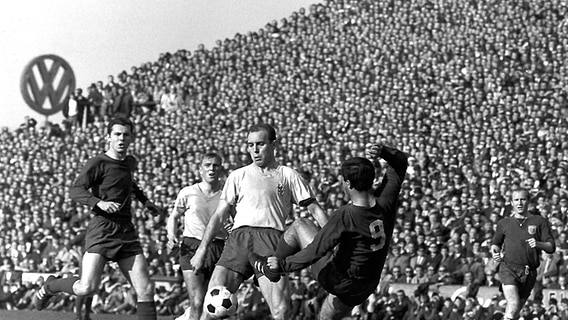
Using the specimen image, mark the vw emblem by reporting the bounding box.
[20,54,76,116]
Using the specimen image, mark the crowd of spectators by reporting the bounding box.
[2,0,568,318]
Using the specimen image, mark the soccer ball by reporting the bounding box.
[204,285,238,319]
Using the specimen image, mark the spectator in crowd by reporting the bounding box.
[87,84,104,122]
[301,268,326,319]
[485,269,500,288]
[410,265,429,285]
[400,266,414,285]
[63,88,88,128]
[425,242,442,272]
[410,245,428,270]
[386,244,410,272]
[155,283,184,316]
[389,265,403,284]
[160,84,183,113]
[289,274,307,320]
[103,283,136,314]
[101,86,117,120]
[111,86,134,119]
[390,290,411,319]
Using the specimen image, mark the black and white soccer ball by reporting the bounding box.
[204,285,238,319]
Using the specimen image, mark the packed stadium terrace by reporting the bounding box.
[1,0,568,318]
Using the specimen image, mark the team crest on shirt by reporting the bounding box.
[528,225,536,235]
[277,183,285,196]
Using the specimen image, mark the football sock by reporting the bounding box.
[48,276,79,295]
[274,238,298,259]
[85,296,92,314]
[137,300,157,320]
[75,295,84,316]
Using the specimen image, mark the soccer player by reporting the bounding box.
[491,189,555,320]
[190,123,328,320]
[166,153,227,320]
[250,143,408,320]
[35,117,161,320]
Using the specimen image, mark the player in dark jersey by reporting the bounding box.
[250,143,408,320]
[35,117,161,320]
[491,189,555,320]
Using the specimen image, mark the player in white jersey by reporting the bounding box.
[190,123,328,320]
[167,153,227,320]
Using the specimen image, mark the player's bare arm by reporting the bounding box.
[143,200,161,215]
[166,206,185,250]
[530,238,555,253]
[191,199,232,271]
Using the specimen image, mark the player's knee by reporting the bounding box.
[285,218,313,239]
[295,217,317,229]
[506,299,520,314]
[74,281,98,296]
[270,303,289,320]
[190,294,205,310]
[140,280,155,297]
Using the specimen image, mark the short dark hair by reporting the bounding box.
[107,117,134,135]
[340,157,375,191]
[248,123,277,142]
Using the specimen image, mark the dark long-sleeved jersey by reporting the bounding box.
[70,153,148,222]
[281,146,408,281]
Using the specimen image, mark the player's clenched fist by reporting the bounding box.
[526,238,537,248]
[97,201,121,213]
[365,143,383,159]
[492,249,501,263]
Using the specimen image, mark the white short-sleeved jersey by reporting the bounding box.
[222,164,314,231]
[173,184,227,240]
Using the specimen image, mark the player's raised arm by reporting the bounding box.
[365,143,408,212]
[365,143,408,176]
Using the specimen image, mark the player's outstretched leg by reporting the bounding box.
[35,275,58,311]
[274,217,319,258]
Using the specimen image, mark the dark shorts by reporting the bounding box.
[498,262,537,300]
[312,252,379,307]
[85,215,142,261]
[179,237,224,276]
[216,227,282,279]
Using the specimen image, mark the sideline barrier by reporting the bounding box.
[152,275,182,291]
[15,273,568,307]
[390,283,500,304]
[388,284,568,307]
